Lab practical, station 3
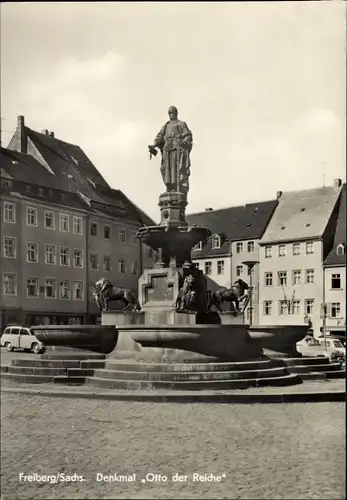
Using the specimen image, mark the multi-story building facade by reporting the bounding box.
[1,118,156,328]
[323,184,346,338]
[258,181,344,337]
[186,200,278,323]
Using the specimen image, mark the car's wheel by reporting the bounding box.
[32,343,42,354]
[5,342,14,352]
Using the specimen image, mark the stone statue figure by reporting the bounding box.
[94,277,140,312]
[175,274,196,311]
[208,279,251,314]
[149,106,193,196]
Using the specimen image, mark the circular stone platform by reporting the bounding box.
[1,350,345,403]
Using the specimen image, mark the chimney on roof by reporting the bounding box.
[205,207,213,211]
[49,131,55,138]
[333,178,342,188]
[17,115,27,153]
[276,191,283,199]
[41,129,49,135]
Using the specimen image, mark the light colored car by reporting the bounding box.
[0,326,45,354]
[297,336,345,362]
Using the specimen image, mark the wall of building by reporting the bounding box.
[86,215,155,315]
[1,194,157,325]
[1,196,89,322]
[230,239,260,324]
[258,239,324,336]
[324,266,346,334]
[191,255,232,292]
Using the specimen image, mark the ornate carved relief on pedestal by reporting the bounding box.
[158,191,188,226]
[139,267,182,310]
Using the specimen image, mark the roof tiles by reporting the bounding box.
[186,200,278,257]
[22,128,155,225]
[260,186,342,244]
[324,184,346,267]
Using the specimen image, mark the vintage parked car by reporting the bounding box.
[296,336,345,362]
[318,334,346,347]
[0,325,45,354]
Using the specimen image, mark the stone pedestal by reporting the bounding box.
[219,312,245,325]
[139,266,181,311]
[158,191,187,226]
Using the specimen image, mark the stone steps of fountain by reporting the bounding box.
[10,359,85,369]
[1,372,90,385]
[41,353,106,360]
[317,370,346,379]
[5,366,94,377]
[274,357,345,380]
[285,362,343,373]
[2,354,343,388]
[91,366,289,382]
[1,373,56,384]
[100,359,276,373]
[85,373,302,391]
[279,356,330,366]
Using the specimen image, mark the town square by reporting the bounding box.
[1,2,346,499]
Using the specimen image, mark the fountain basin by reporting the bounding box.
[249,325,308,358]
[30,323,309,361]
[127,324,262,360]
[31,325,118,354]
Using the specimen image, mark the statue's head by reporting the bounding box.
[168,105,178,121]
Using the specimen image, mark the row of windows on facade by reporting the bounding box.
[192,260,343,290]
[193,240,324,257]
[3,202,138,244]
[264,270,342,288]
[199,260,256,276]
[262,299,342,318]
[194,239,256,252]
[3,238,138,274]
[3,274,84,300]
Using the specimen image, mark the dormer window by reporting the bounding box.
[193,241,202,251]
[337,243,346,255]
[211,235,221,249]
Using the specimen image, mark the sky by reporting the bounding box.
[1,1,346,222]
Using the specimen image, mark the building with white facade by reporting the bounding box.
[186,199,278,323]
[323,183,346,338]
[258,180,344,337]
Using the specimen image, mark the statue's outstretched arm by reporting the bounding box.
[153,124,167,148]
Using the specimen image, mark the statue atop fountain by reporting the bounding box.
[148,105,192,197]
[135,106,211,321]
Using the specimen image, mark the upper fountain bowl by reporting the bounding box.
[137,224,210,251]
[137,225,211,268]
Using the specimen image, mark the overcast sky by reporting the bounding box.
[1,2,346,221]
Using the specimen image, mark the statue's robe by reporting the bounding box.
[154,119,193,195]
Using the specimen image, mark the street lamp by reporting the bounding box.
[242,260,259,326]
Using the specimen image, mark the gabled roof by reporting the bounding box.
[260,186,342,244]
[7,125,155,226]
[26,128,111,199]
[0,148,92,212]
[186,199,278,257]
[0,147,66,191]
[324,184,346,267]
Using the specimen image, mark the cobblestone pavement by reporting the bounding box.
[1,393,345,500]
